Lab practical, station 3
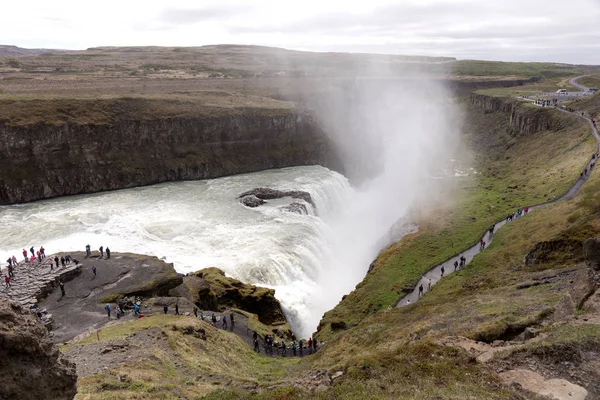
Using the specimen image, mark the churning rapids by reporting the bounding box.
[0,165,416,338]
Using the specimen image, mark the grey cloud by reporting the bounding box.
[160,5,251,25]
[226,0,600,64]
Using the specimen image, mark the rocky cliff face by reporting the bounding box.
[0,106,337,205]
[469,93,570,135]
[0,300,77,400]
[170,267,287,325]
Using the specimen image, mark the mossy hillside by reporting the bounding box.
[316,100,594,341]
[204,342,512,400]
[578,75,600,90]
[289,168,600,400]
[570,91,600,118]
[69,315,301,400]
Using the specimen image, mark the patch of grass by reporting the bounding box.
[99,293,124,304]
[475,76,580,97]
[450,60,587,78]
[578,74,600,90]
[202,342,511,400]
[71,315,301,399]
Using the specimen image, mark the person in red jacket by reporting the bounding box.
[22,249,27,262]
[4,275,10,288]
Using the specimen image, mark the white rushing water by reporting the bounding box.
[0,165,415,337]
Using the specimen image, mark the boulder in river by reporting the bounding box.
[240,195,266,208]
[239,187,315,208]
[280,202,309,215]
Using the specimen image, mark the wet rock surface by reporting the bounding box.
[170,267,287,325]
[37,252,183,342]
[239,187,315,208]
[240,195,266,208]
[280,202,309,215]
[0,300,77,400]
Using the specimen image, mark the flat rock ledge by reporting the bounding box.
[0,256,81,307]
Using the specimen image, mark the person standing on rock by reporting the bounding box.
[99,246,104,259]
[59,281,65,297]
[54,256,59,269]
[211,313,217,325]
[8,265,14,278]
[85,244,91,258]
[134,303,140,316]
[222,315,227,329]
[106,247,111,259]
[36,251,41,262]
[164,305,168,314]
[11,256,17,267]
[60,256,66,267]
[230,312,235,325]
[418,283,424,297]
[105,303,111,318]
[175,303,179,315]
[92,266,97,276]
[22,249,27,262]
[292,340,297,356]
[40,246,45,259]
[4,275,10,289]
[30,246,35,258]
[7,257,12,268]
[313,338,318,352]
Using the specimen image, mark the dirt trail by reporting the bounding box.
[397,77,600,308]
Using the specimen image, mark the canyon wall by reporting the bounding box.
[469,93,572,135]
[0,103,337,205]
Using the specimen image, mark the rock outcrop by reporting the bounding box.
[469,93,572,135]
[280,202,309,215]
[0,99,338,205]
[170,267,287,325]
[524,239,583,268]
[238,187,315,208]
[37,252,184,342]
[0,300,77,400]
[240,195,266,208]
[583,238,600,270]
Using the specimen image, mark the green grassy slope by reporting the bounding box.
[315,97,594,341]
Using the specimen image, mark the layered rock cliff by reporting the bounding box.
[0,98,338,205]
[469,93,572,135]
[0,300,77,400]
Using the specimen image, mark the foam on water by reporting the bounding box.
[0,165,391,337]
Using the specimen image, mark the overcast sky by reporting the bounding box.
[2,0,600,64]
